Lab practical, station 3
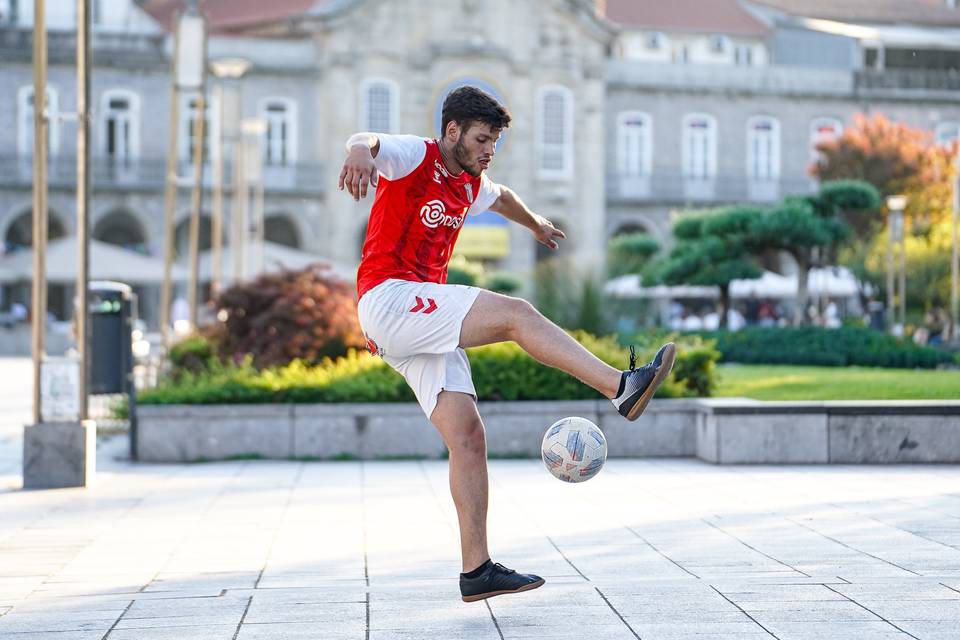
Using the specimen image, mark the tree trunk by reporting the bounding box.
[794,255,811,326]
[719,285,730,329]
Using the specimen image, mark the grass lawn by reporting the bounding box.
[713,364,960,401]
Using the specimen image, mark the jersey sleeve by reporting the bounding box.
[373,134,428,181]
[467,174,502,216]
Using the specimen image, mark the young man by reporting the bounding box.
[339,86,675,602]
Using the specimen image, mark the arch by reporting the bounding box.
[612,222,652,238]
[174,214,215,260]
[93,209,147,253]
[3,208,66,252]
[264,213,301,249]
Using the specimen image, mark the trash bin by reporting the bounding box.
[89,281,134,395]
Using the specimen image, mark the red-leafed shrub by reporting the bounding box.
[206,264,365,368]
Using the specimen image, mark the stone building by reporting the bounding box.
[0,0,958,328]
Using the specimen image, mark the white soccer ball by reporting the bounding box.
[541,417,607,483]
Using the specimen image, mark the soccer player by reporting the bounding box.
[339,86,675,602]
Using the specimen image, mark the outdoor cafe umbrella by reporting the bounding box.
[0,236,188,284]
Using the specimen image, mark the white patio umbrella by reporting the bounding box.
[197,241,355,281]
[603,274,718,299]
[0,237,188,283]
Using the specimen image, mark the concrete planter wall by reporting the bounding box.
[136,399,960,464]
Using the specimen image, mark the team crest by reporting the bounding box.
[464,183,474,203]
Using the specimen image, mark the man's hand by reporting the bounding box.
[338,144,379,201]
[533,216,565,250]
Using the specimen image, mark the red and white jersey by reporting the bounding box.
[356,134,501,299]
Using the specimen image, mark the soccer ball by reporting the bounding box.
[541,417,607,483]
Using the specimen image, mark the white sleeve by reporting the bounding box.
[372,134,428,181]
[467,174,502,216]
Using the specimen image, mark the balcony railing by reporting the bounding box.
[0,155,326,195]
[607,173,817,204]
[855,69,960,93]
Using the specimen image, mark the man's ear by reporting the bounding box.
[444,120,461,143]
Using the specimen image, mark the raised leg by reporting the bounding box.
[459,290,622,399]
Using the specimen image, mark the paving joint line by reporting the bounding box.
[594,586,641,640]
[626,526,700,579]
[100,599,135,640]
[822,583,922,640]
[827,501,960,553]
[702,518,811,578]
[230,595,254,640]
[785,516,921,576]
[361,461,370,640]
[546,535,589,581]
[710,586,780,639]
[484,599,505,640]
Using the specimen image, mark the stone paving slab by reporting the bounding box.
[2,456,960,639]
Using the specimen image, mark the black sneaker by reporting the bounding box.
[459,561,545,602]
[611,342,676,421]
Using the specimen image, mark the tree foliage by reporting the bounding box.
[205,264,366,369]
[607,232,660,278]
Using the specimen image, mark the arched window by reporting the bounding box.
[361,79,397,134]
[264,214,301,249]
[259,98,298,166]
[537,85,573,179]
[100,89,140,162]
[93,209,147,254]
[681,114,716,179]
[179,92,219,162]
[935,121,959,147]
[746,116,780,180]
[616,111,652,178]
[18,85,59,157]
[809,117,843,162]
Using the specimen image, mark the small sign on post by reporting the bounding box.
[40,357,80,422]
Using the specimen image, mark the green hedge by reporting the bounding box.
[140,332,719,405]
[694,327,955,369]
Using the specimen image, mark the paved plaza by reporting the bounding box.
[2,358,960,639]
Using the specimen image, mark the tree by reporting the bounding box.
[607,232,660,278]
[651,208,763,328]
[747,182,880,325]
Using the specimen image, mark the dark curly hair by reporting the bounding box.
[441,86,511,136]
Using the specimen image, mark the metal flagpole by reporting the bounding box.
[76,0,91,421]
[31,0,48,424]
[951,148,959,342]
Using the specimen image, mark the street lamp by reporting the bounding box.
[209,58,250,296]
[241,118,267,278]
[886,194,907,335]
[159,7,207,349]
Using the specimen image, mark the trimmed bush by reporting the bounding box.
[696,326,954,369]
[140,332,719,405]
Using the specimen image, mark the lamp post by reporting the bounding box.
[209,58,250,296]
[30,0,48,425]
[240,118,267,278]
[75,0,90,421]
[159,5,207,349]
[886,194,907,334]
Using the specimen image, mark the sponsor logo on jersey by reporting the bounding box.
[419,199,464,229]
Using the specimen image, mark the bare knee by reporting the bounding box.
[448,418,487,458]
[504,297,539,341]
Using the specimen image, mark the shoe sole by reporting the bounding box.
[625,342,676,422]
[461,578,545,602]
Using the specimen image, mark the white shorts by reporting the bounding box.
[357,279,482,419]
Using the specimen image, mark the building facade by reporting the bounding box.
[0,0,958,327]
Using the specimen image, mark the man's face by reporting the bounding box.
[449,121,501,177]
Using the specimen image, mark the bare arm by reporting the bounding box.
[338,133,381,200]
[489,186,566,250]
